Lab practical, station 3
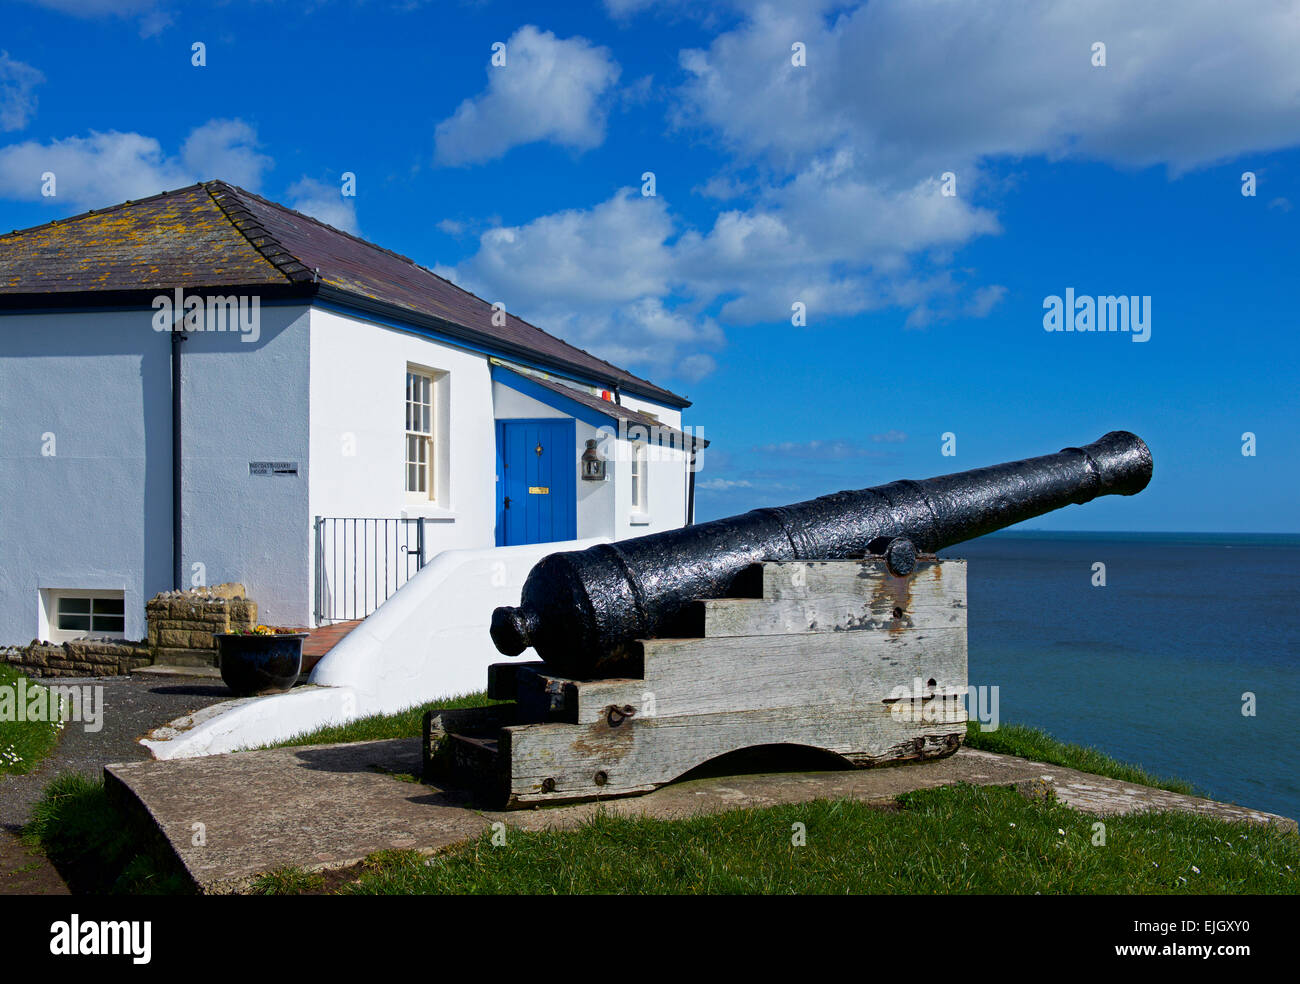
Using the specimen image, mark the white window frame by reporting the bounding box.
[405,366,436,501]
[630,440,649,514]
[47,590,126,643]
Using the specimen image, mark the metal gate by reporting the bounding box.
[313,517,427,624]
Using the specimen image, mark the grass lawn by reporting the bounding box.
[24,771,192,894]
[250,690,501,750]
[26,708,1298,895]
[0,664,65,775]
[257,784,1298,895]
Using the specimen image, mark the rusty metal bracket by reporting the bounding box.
[605,704,636,727]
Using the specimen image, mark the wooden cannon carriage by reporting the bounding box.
[424,556,969,807]
[423,432,1152,808]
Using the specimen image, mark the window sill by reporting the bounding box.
[401,506,458,522]
[628,514,652,526]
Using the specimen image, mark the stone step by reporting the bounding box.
[152,648,218,668]
[132,664,223,680]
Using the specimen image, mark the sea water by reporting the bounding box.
[938,532,1300,820]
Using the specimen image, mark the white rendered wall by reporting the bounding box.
[614,392,690,535]
[180,305,312,627]
[0,309,171,642]
[307,307,504,624]
[308,307,498,558]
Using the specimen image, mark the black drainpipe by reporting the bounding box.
[171,327,187,590]
[686,436,698,526]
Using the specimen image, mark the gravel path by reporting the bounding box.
[0,673,232,832]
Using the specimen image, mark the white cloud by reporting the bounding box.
[453,2,1300,384]
[675,0,1300,178]
[0,118,271,210]
[441,167,1000,380]
[696,477,753,491]
[448,190,725,381]
[19,0,172,37]
[181,119,272,188]
[286,176,359,234]
[434,25,621,165]
[0,53,43,132]
[754,439,892,460]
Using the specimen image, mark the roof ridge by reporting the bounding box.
[0,183,208,240]
[203,181,314,284]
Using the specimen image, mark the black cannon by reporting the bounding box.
[492,430,1152,678]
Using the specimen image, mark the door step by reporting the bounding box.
[151,648,218,668]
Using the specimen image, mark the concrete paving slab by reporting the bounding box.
[104,740,1296,894]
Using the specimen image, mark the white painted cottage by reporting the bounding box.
[0,181,702,646]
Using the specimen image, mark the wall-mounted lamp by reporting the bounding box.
[581,438,607,481]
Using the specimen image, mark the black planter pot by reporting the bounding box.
[216,633,308,696]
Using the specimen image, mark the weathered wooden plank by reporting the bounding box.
[565,626,966,724]
[762,558,966,609]
[501,700,965,805]
[695,589,962,637]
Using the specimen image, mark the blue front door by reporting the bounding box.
[496,418,577,546]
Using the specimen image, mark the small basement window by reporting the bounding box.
[48,591,126,642]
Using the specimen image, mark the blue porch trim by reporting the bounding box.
[490,363,622,432]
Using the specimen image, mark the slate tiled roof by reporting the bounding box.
[0,181,689,408]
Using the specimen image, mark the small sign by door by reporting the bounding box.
[528,486,550,495]
[250,461,299,477]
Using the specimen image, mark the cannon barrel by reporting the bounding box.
[492,430,1153,677]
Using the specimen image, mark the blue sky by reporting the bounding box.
[2,0,1297,531]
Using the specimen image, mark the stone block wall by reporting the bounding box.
[3,639,153,678]
[1,582,261,677]
[146,584,257,662]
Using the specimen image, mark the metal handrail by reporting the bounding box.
[313,517,426,624]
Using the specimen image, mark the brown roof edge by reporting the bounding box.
[0,283,315,311]
[496,364,708,447]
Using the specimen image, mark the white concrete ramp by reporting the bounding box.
[142,537,609,759]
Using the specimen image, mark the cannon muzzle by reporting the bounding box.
[492,430,1152,677]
